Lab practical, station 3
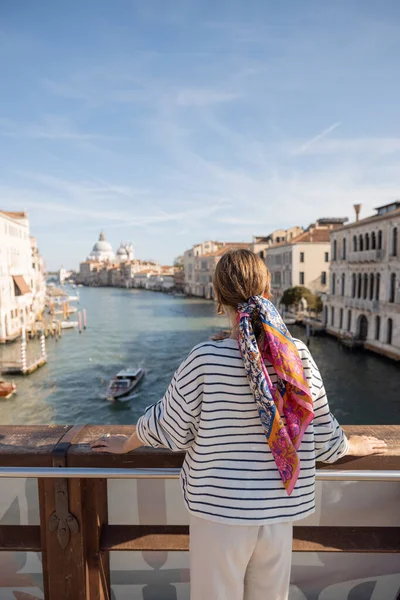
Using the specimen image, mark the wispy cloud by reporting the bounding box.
[0,116,116,141]
[296,121,342,154]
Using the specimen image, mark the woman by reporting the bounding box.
[92,249,386,600]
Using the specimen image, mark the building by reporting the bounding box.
[252,227,304,260]
[326,202,399,360]
[183,241,222,296]
[183,241,251,299]
[87,232,115,263]
[116,242,134,263]
[0,211,46,343]
[266,219,347,305]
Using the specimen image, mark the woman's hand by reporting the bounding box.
[347,435,387,457]
[210,330,231,341]
[91,434,129,454]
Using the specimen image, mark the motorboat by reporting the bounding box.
[0,380,17,399]
[106,368,145,401]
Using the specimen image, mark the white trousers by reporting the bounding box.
[189,514,293,600]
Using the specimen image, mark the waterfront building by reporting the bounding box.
[326,202,400,360]
[252,227,304,260]
[183,241,251,298]
[183,241,223,296]
[0,211,46,343]
[87,231,115,262]
[116,242,134,263]
[266,219,347,306]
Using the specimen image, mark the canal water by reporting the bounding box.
[0,287,399,426]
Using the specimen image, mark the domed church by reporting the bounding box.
[116,242,134,263]
[88,232,115,262]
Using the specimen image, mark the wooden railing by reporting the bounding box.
[0,424,399,600]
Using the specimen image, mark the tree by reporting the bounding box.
[173,256,184,271]
[281,287,323,317]
[281,286,313,309]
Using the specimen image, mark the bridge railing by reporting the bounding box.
[0,424,399,600]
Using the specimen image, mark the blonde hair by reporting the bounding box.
[213,248,271,308]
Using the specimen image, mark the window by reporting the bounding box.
[357,273,362,298]
[359,235,364,251]
[387,318,393,345]
[333,240,337,261]
[325,252,329,262]
[363,273,368,299]
[331,273,336,295]
[341,273,345,296]
[375,273,380,301]
[365,233,370,250]
[342,238,347,259]
[321,271,327,285]
[378,230,383,250]
[201,260,207,270]
[353,236,357,252]
[347,310,352,331]
[299,272,305,285]
[339,308,344,329]
[259,251,265,259]
[331,307,335,326]
[300,252,304,263]
[369,273,374,301]
[392,227,398,256]
[352,273,356,298]
[375,316,381,341]
[389,273,396,303]
[371,231,376,250]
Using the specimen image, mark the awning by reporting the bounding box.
[13,275,32,296]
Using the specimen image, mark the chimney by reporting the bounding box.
[354,204,362,222]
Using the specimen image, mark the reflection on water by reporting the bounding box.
[0,287,399,425]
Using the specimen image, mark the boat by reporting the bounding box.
[284,317,296,326]
[0,380,17,399]
[106,368,145,401]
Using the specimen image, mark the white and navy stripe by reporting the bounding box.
[136,338,348,525]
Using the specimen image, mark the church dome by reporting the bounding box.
[88,232,115,262]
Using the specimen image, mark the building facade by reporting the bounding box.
[0,211,46,343]
[183,241,222,296]
[266,219,347,306]
[326,203,400,360]
[252,227,304,260]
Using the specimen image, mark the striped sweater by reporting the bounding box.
[136,338,349,525]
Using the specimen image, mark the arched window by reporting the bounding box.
[371,231,376,250]
[359,235,364,251]
[342,238,347,260]
[389,273,396,303]
[365,233,370,250]
[363,274,368,299]
[392,227,398,256]
[378,230,383,250]
[375,316,381,341]
[369,273,374,301]
[339,308,344,329]
[353,235,357,252]
[331,307,335,327]
[387,318,393,345]
[357,273,362,298]
[331,273,336,295]
[375,273,381,301]
[352,273,356,298]
[341,273,345,296]
[333,239,337,261]
[347,310,352,331]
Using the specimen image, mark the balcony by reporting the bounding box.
[347,250,385,263]
[345,298,380,312]
[0,424,399,599]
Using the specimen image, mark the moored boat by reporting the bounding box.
[0,380,17,399]
[106,368,145,401]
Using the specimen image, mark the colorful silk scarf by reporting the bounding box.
[237,295,314,495]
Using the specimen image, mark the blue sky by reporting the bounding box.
[1,0,400,270]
